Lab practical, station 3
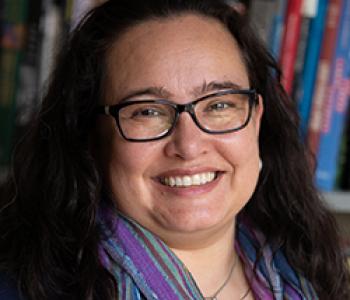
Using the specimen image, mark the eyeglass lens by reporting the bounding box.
[118,92,251,140]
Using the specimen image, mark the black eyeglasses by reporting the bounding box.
[96,89,258,142]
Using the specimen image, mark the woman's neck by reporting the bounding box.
[169,220,253,300]
[170,221,246,298]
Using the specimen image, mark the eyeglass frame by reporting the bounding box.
[96,89,259,142]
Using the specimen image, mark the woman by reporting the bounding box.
[0,0,349,299]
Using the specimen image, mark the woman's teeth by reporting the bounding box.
[161,172,217,187]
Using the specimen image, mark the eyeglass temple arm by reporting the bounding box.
[96,105,111,115]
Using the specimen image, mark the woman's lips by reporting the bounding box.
[153,171,224,197]
[159,171,218,187]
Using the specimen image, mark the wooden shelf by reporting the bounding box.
[323,192,350,213]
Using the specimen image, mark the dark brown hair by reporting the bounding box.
[0,0,348,299]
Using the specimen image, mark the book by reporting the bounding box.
[0,0,28,166]
[0,1,5,40]
[62,0,74,34]
[249,0,277,45]
[297,0,329,137]
[315,0,350,191]
[279,0,304,94]
[307,0,343,156]
[292,0,318,107]
[37,0,65,94]
[13,0,42,136]
[70,0,96,30]
[268,0,288,60]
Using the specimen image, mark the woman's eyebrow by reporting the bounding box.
[119,81,244,102]
[119,86,172,102]
[193,80,245,96]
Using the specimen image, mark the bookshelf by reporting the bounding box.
[324,192,350,213]
[245,0,350,218]
[0,4,349,202]
[0,1,349,297]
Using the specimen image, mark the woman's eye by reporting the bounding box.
[131,108,163,118]
[207,102,234,111]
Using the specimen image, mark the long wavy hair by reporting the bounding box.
[0,0,349,299]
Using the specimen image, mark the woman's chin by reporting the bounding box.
[152,208,235,239]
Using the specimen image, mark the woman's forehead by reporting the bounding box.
[104,14,249,103]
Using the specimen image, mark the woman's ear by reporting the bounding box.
[253,94,264,136]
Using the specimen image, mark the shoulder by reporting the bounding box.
[0,273,23,300]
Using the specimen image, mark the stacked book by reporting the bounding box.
[238,0,350,192]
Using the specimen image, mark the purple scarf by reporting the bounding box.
[98,208,318,299]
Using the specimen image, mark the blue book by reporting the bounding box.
[298,0,329,137]
[268,0,288,59]
[316,0,350,191]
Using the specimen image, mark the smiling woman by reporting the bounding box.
[0,1,349,300]
[94,14,262,250]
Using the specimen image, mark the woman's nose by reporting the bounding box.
[163,112,209,160]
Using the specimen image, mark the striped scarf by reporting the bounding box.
[98,209,318,299]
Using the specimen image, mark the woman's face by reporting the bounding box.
[96,14,263,246]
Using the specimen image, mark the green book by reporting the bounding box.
[0,0,28,166]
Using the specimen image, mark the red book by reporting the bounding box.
[307,0,343,156]
[280,0,304,94]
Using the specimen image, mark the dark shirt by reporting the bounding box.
[0,273,22,300]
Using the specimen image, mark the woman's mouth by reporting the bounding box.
[159,171,220,188]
